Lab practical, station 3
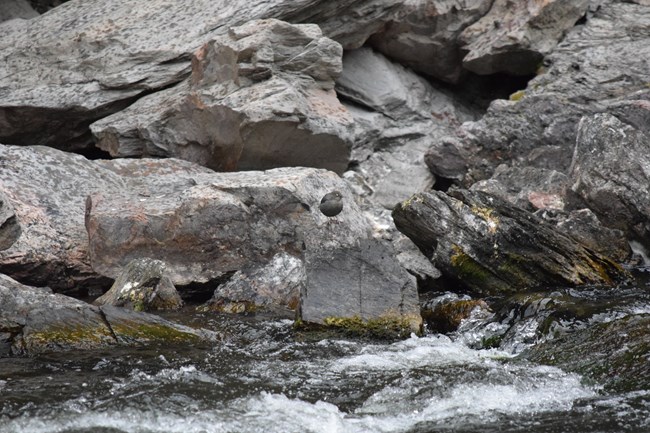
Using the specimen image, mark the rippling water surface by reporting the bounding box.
[1,312,649,433]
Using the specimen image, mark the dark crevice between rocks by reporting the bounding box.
[346,160,360,172]
[335,93,374,114]
[0,324,24,357]
[432,176,455,193]
[1,76,190,160]
[97,306,120,343]
[29,0,71,14]
[435,71,536,112]
[176,271,238,304]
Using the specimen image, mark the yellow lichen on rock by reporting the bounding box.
[470,205,499,234]
[509,90,525,101]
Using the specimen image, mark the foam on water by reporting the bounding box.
[1,334,600,433]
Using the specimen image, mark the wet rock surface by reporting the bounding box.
[393,189,627,296]
[522,313,650,393]
[536,208,632,264]
[0,273,216,356]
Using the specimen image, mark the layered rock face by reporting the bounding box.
[0,0,399,152]
[457,2,650,181]
[91,19,353,173]
[393,190,627,296]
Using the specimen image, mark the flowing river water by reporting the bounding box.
[1,291,650,433]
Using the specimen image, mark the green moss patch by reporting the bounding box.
[110,321,203,345]
[25,325,116,353]
[297,314,422,340]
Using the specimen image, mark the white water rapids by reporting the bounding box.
[3,324,633,433]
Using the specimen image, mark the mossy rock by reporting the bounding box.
[23,324,117,354]
[297,314,422,340]
[422,299,490,334]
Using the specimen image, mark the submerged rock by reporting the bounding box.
[421,294,490,334]
[0,273,216,356]
[392,189,627,296]
[522,314,650,392]
[91,19,352,173]
[94,258,183,312]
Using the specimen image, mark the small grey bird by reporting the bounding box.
[319,191,343,218]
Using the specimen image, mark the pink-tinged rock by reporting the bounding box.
[0,0,394,152]
[91,19,352,173]
[459,0,589,75]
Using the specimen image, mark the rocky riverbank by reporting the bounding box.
[1,0,649,391]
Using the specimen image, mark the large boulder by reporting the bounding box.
[0,144,123,293]
[85,165,422,334]
[0,192,21,251]
[569,113,650,245]
[0,144,212,295]
[392,189,627,296]
[300,237,421,337]
[0,273,216,357]
[368,0,492,83]
[458,2,650,181]
[91,19,352,173]
[85,167,367,284]
[459,0,589,76]
[0,0,398,152]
